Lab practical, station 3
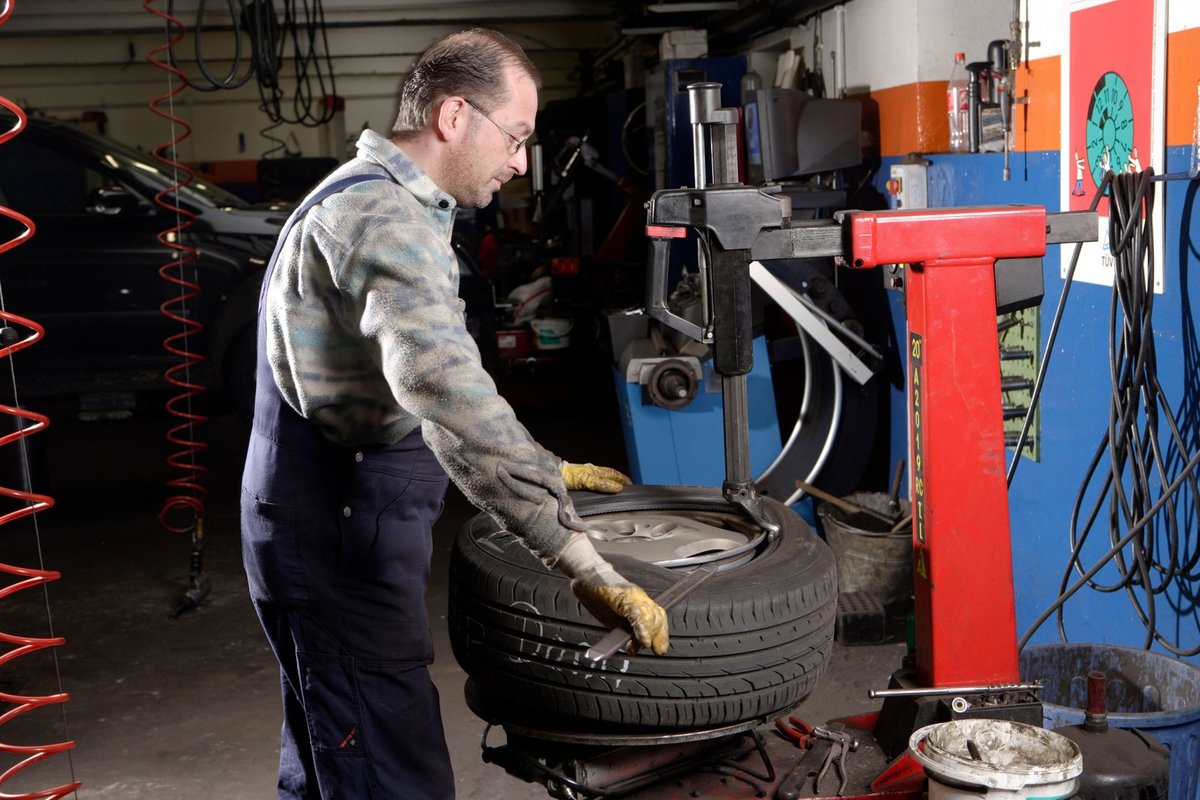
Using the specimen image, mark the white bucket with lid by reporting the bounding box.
[531,317,572,350]
[909,719,1083,799]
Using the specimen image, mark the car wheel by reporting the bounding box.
[448,484,837,731]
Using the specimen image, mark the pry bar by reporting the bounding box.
[584,564,717,661]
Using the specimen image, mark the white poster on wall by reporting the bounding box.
[1059,0,1166,293]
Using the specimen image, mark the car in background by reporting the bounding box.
[0,112,287,419]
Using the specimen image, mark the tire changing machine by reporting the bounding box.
[468,83,1097,799]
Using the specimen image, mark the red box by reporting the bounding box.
[495,328,534,358]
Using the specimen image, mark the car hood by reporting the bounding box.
[201,206,289,237]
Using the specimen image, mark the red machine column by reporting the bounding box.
[849,206,1048,687]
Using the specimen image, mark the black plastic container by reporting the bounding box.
[1053,671,1170,799]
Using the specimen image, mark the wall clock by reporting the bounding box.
[1084,70,1134,187]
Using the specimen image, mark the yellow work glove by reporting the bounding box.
[555,533,669,656]
[561,462,632,493]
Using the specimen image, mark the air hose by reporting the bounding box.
[0,4,81,796]
[146,1,211,618]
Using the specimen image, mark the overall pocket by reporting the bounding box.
[333,449,449,662]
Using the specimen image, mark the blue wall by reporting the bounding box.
[877,147,1200,663]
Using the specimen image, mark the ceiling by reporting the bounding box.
[5,1,615,35]
[6,1,846,53]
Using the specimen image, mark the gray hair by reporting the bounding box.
[392,28,541,134]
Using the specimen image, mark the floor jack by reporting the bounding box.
[476,84,1096,799]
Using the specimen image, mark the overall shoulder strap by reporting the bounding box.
[267,173,391,272]
[260,171,392,308]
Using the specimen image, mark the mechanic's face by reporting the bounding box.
[447,67,537,209]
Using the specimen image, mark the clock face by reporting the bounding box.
[1085,71,1134,187]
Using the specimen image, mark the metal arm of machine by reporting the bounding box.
[660,84,786,535]
[747,261,878,386]
[648,184,1096,266]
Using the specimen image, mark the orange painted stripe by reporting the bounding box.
[1166,26,1200,147]
[866,59,1060,157]
[867,24,1196,158]
[1013,55,1060,153]
[861,82,947,157]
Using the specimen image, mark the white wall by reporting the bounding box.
[747,0,1013,96]
[0,5,618,161]
[751,0,1197,101]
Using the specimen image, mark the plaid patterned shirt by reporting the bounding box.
[263,129,581,560]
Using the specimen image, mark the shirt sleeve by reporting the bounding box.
[321,203,584,563]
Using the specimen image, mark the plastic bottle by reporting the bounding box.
[947,52,970,153]
[739,69,762,105]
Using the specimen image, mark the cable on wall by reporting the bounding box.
[146,1,212,619]
[0,0,82,795]
[1019,169,1200,655]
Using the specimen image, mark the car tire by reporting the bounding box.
[448,484,837,731]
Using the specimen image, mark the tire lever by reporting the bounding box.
[584,564,717,662]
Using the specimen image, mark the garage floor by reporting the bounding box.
[0,368,905,800]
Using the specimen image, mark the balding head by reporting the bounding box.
[392,28,541,135]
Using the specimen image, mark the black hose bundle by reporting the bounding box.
[1020,169,1200,655]
[170,0,338,128]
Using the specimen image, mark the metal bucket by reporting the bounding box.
[817,491,912,606]
[909,719,1083,799]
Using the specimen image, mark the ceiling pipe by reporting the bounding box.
[706,0,844,55]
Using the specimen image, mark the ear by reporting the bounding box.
[434,96,470,143]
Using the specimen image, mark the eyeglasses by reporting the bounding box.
[463,98,532,155]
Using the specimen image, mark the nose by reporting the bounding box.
[508,146,528,177]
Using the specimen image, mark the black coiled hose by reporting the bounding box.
[1019,169,1200,656]
[168,0,337,127]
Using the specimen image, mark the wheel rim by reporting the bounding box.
[755,328,844,503]
[584,508,764,569]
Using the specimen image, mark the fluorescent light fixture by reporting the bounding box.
[621,25,681,34]
[647,2,737,12]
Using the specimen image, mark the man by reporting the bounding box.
[241,28,668,800]
[1072,150,1086,196]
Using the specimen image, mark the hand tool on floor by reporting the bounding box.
[812,725,858,797]
[583,564,716,661]
[774,721,860,800]
[775,739,826,800]
[774,716,817,749]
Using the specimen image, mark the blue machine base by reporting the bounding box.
[615,337,782,489]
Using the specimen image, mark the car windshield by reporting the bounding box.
[0,111,252,211]
[98,137,250,210]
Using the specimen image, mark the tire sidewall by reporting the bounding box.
[448,485,838,730]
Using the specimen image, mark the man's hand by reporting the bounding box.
[561,462,632,494]
[554,534,668,656]
[572,574,669,656]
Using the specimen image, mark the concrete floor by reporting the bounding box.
[0,376,905,799]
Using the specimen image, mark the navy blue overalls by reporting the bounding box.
[241,174,455,800]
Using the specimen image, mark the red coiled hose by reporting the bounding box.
[0,3,81,797]
[145,0,212,619]
[144,2,209,541]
